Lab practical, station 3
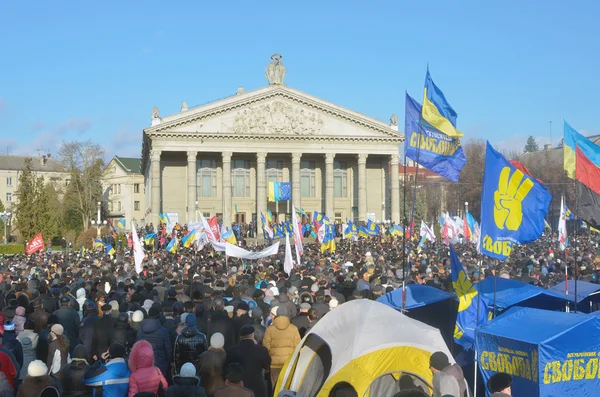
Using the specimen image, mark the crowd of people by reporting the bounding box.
[0,222,598,397]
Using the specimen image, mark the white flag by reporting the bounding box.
[200,212,217,243]
[420,220,436,242]
[131,223,145,274]
[291,206,303,265]
[558,195,568,251]
[284,233,294,276]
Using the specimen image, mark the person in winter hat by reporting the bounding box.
[487,372,512,397]
[47,324,69,375]
[429,351,461,397]
[429,351,466,397]
[83,342,131,397]
[214,362,253,397]
[2,322,23,372]
[17,360,58,397]
[167,362,207,397]
[127,340,168,397]
[197,333,226,397]
[18,337,35,381]
[131,310,144,332]
[136,305,172,377]
[263,305,301,387]
[226,324,271,397]
[13,307,26,335]
[17,320,38,349]
[59,344,89,397]
[173,313,208,374]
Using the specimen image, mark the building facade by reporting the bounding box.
[141,55,404,227]
[101,156,146,226]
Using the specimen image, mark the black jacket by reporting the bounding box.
[52,307,80,347]
[79,314,99,358]
[226,339,271,397]
[173,326,208,373]
[109,320,136,353]
[136,318,172,376]
[59,360,91,397]
[233,314,252,343]
[91,314,114,357]
[250,321,266,345]
[206,310,235,351]
[167,376,207,397]
[292,313,311,338]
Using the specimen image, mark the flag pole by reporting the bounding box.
[473,254,483,397]
[401,96,409,312]
[493,259,498,318]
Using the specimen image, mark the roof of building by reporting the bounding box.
[520,135,600,164]
[0,155,66,173]
[113,156,141,174]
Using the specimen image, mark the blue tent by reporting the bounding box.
[550,279,600,313]
[378,285,459,350]
[477,276,569,314]
[476,307,600,397]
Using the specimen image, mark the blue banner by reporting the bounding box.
[480,142,551,260]
[404,93,466,182]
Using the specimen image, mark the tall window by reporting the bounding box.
[232,160,251,197]
[134,184,140,193]
[118,201,122,211]
[197,159,217,197]
[6,177,12,187]
[266,160,284,183]
[5,193,11,202]
[334,160,348,197]
[301,160,316,197]
[134,201,140,211]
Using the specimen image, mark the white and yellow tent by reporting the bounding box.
[275,299,458,397]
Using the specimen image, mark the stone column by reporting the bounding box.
[325,153,335,217]
[187,151,197,224]
[256,152,267,223]
[222,152,233,227]
[390,153,400,224]
[291,153,302,209]
[150,149,161,225]
[358,153,368,223]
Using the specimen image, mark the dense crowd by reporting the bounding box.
[0,225,597,397]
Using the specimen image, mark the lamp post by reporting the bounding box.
[465,201,469,216]
[381,201,385,224]
[195,200,199,222]
[0,211,11,245]
[91,202,107,238]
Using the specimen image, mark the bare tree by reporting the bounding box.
[58,141,105,230]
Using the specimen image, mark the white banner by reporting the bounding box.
[131,222,145,274]
[224,241,280,260]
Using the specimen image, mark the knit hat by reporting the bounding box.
[28,360,48,377]
[429,351,450,371]
[299,302,311,310]
[16,306,25,316]
[108,300,119,311]
[270,306,278,316]
[4,322,15,332]
[148,306,160,319]
[487,372,512,393]
[225,362,244,383]
[72,345,88,360]
[51,324,64,336]
[180,362,196,378]
[109,343,126,358]
[185,314,196,327]
[250,306,263,320]
[329,298,339,309]
[132,310,144,322]
[239,324,254,337]
[210,332,224,349]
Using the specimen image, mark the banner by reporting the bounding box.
[224,241,280,260]
[208,216,220,242]
[284,233,294,275]
[405,93,466,182]
[131,223,145,274]
[480,142,551,260]
[25,233,44,255]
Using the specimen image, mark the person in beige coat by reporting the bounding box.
[262,305,301,389]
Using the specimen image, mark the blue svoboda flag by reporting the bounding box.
[480,142,551,260]
[450,245,487,349]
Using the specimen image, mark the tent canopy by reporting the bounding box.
[477,276,568,311]
[476,307,600,397]
[377,284,458,310]
[550,279,600,304]
[275,299,460,397]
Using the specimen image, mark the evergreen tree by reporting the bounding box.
[35,178,58,244]
[524,136,540,153]
[0,199,5,242]
[14,158,39,241]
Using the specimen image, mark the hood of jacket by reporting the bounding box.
[173,375,201,386]
[140,318,161,334]
[76,288,86,300]
[278,294,290,304]
[128,340,154,372]
[181,325,198,338]
[273,315,291,330]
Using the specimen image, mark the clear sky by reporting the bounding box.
[1,0,599,159]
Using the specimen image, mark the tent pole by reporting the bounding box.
[473,257,482,397]
[574,262,579,313]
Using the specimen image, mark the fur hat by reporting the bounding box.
[180,362,196,378]
[28,360,48,377]
[210,332,224,349]
[132,310,144,322]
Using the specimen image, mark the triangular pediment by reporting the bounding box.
[145,85,402,141]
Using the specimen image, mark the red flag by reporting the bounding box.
[209,216,220,241]
[25,233,44,255]
[509,160,544,185]
[576,146,600,195]
[463,214,471,240]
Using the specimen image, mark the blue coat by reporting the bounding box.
[136,318,172,376]
[83,358,130,397]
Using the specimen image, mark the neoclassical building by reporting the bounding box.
[141,55,404,227]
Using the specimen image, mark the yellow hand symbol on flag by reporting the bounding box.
[453,270,477,312]
[494,167,534,231]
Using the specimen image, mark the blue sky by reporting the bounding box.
[1,0,599,159]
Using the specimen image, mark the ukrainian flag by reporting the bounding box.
[166,237,178,253]
[591,226,600,234]
[268,182,291,202]
[450,245,487,349]
[234,205,238,214]
[565,205,575,220]
[313,211,330,225]
[345,221,358,239]
[182,229,196,248]
[267,210,273,223]
[144,232,156,246]
[422,69,463,138]
[158,213,169,224]
[389,224,404,237]
[222,228,237,245]
[320,224,336,253]
[105,244,115,256]
[93,239,106,248]
[544,219,552,230]
[116,218,126,229]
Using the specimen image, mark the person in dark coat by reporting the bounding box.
[28,298,50,334]
[39,286,58,316]
[206,298,235,351]
[252,289,270,320]
[52,297,80,349]
[79,303,99,360]
[3,299,18,323]
[233,302,252,343]
[91,304,114,359]
[59,344,90,397]
[17,360,60,397]
[249,307,266,344]
[136,306,172,377]
[167,362,207,397]
[291,303,311,339]
[109,313,136,354]
[197,333,226,397]
[226,325,271,397]
[173,314,208,374]
[2,322,23,369]
[36,315,58,362]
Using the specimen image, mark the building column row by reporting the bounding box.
[187,151,197,223]
[150,149,161,226]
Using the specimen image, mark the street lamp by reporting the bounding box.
[0,211,11,245]
[91,201,108,238]
[465,201,469,215]
[195,200,199,222]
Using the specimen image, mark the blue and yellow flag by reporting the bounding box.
[480,142,551,260]
[144,232,156,246]
[565,205,575,220]
[221,228,237,245]
[313,211,330,225]
[166,237,178,253]
[116,218,126,229]
[389,224,404,237]
[268,182,291,202]
[105,244,115,256]
[405,92,466,182]
[158,212,169,224]
[359,220,379,238]
[273,224,284,238]
[234,205,238,214]
[93,239,105,248]
[422,69,463,138]
[345,221,358,239]
[182,229,196,248]
[296,207,307,217]
[267,210,273,223]
[320,224,336,253]
[450,245,487,349]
